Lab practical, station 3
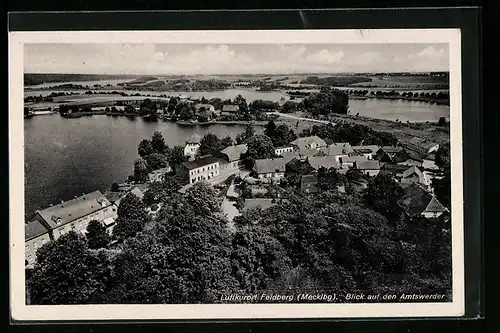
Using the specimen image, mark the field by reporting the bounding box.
[351,75,449,89]
[24,74,143,86]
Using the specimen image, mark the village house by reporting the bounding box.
[148,166,172,182]
[402,137,440,154]
[183,133,201,159]
[253,158,288,179]
[308,156,340,171]
[355,160,381,176]
[25,220,51,267]
[375,146,406,163]
[285,158,316,176]
[340,155,368,169]
[194,103,215,113]
[177,155,221,184]
[274,145,295,156]
[422,153,440,171]
[30,191,117,242]
[351,145,380,160]
[400,166,427,186]
[220,105,239,117]
[397,149,424,167]
[320,142,354,162]
[398,183,448,218]
[290,136,327,153]
[216,144,247,172]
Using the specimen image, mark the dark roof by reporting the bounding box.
[381,163,409,173]
[104,191,122,203]
[25,220,50,241]
[399,184,446,216]
[300,174,318,186]
[181,155,220,170]
[405,149,424,162]
[285,158,316,175]
[341,155,368,164]
[222,105,239,112]
[379,146,404,154]
[402,166,424,179]
[36,191,111,229]
[352,145,380,154]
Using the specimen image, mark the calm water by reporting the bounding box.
[24,115,250,218]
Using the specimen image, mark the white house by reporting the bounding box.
[184,133,201,159]
[177,155,221,184]
[274,146,295,156]
[290,136,327,153]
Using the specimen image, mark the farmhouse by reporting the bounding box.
[351,145,380,160]
[253,158,288,179]
[398,183,447,218]
[397,149,424,167]
[355,160,381,176]
[184,133,201,159]
[290,136,327,153]
[320,142,354,162]
[308,156,339,171]
[400,166,426,186]
[375,146,406,163]
[285,158,316,176]
[177,155,221,184]
[30,191,117,241]
[402,137,440,154]
[340,155,368,169]
[217,144,248,171]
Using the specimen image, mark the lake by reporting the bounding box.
[24,115,252,218]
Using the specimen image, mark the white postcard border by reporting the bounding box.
[9,28,464,321]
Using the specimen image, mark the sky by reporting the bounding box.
[25,43,449,75]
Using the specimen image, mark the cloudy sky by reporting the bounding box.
[25,43,449,75]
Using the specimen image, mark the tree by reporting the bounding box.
[28,231,113,304]
[145,153,170,171]
[244,134,275,160]
[269,124,297,147]
[236,123,256,144]
[437,117,447,126]
[111,182,119,192]
[264,120,277,138]
[86,220,110,249]
[113,193,148,240]
[303,87,349,116]
[281,101,298,113]
[124,104,135,114]
[169,146,189,168]
[133,158,149,182]
[138,139,154,158]
[317,167,345,191]
[151,131,167,154]
[220,136,234,150]
[363,173,404,221]
[199,133,221,156]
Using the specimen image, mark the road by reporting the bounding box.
[276,112,334,125]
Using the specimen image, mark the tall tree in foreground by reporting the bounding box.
[151,131,167,154]
[138,139,154,158]
[363,173,404,222]
[86,220,110,249]
[113,193,148,240]
[133,158,149,182]
[199,133,221,156]
[28,231,113,304]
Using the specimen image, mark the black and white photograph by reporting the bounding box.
[10,29,464,320]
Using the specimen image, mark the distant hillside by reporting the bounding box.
[24,74,141,86]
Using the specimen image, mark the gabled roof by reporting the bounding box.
[301,174,318,185]
[355,160,380,170]
[130,187,145,200]
[322,144,352,156]
[399,183,447,216]
[290,136,327,151]
[36,191,111,229]
[425,196,447,213]
[186,133,201,144]
[405,149,424,162]
[220,144,247,162]
[308,156,339,170]
[329,142,354,154]
[254,158,288,174]
[378,146,404,154]
[181,155,220,170]
[25,220,50,241]
[402,166,424,179]
[409,137,439,149]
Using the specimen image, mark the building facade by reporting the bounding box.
[274,146,295,156]
[184,133,202,159]
[177,156,221,184]
[25,220,51,267]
